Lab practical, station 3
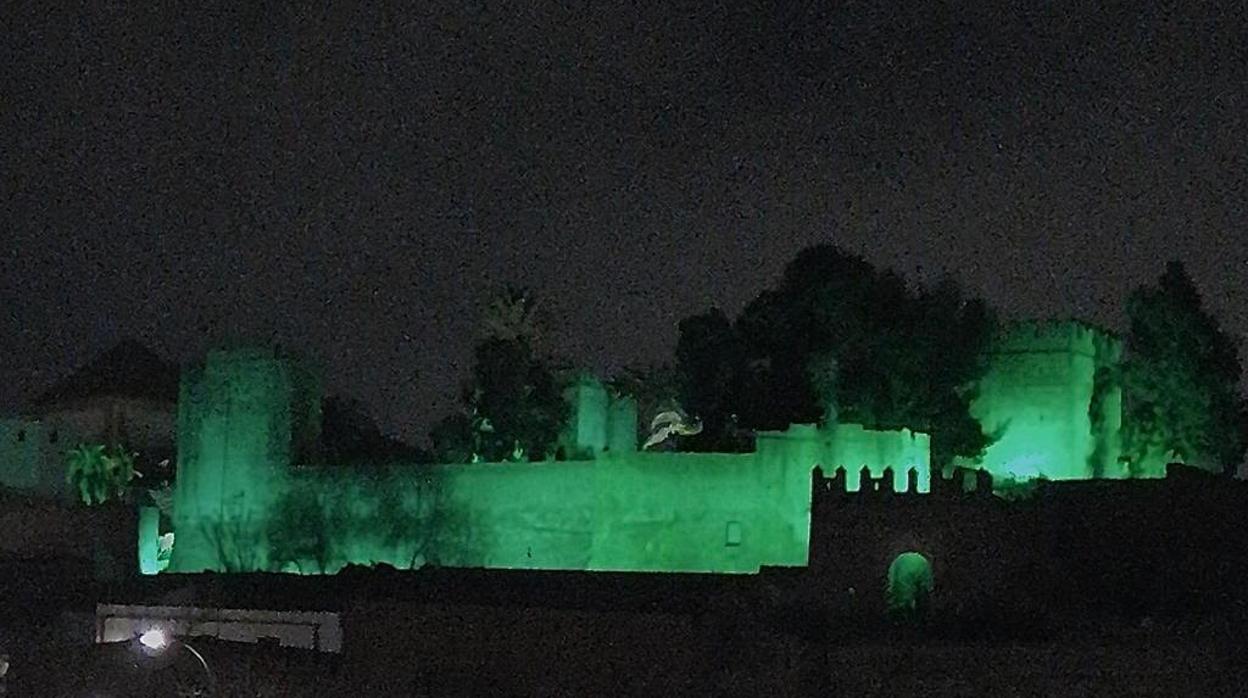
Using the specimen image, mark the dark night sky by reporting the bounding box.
[3,2,1246,443]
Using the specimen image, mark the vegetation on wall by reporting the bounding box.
[204,493,263,573]
[263,469,489,574]
[1121,261,1246,475]
[266,480,340,574]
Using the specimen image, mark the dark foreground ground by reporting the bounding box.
[4,554,1247,696]
[7,604,1246,696]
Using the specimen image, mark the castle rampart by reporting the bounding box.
[159,349,934,576]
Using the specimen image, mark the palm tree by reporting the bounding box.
[66,443,138,505]
[481,286,542,344]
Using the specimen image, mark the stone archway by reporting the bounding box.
[886,551,934,619]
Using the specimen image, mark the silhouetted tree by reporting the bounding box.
[679,244,996,466]
[733,246,905,429]
[1121,261,1245,474]
[430,412,479,464]
[267,480,335,574]
[903,276,997,468]
[320,394,428,465]
[481,284,546,344]
[431,287,569,462]
[204,493,261,572]
[674,308,750,451]
[321,395,379,453]
[469,335,567,461]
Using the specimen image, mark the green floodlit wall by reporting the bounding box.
[965,321,1128,483]
[277,450,808,575]
[167,442,817,575]
[160,350,933,575]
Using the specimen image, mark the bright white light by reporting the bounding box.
[139,628,169,652]
[643,410,703,450]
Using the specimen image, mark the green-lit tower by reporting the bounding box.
[965,320,1125,483]
[168,347,321,572]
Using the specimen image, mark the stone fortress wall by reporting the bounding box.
[148,319,1167,577]
[161,348,930,575]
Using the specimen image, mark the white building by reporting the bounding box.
[96,604,342,653]
[0,341,178,499]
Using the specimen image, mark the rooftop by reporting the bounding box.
[33,340,180,409]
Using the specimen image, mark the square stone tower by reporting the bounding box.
[560,376,638,459]
[169,347,321,572]
[967,320,1123,482]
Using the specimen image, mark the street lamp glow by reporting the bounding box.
[138,628,169,652]
[134,629,218,695]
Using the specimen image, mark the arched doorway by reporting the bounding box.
[886,552,934,619]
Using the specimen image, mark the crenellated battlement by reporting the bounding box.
[813,464,994,499]
[794,423,932,494]
[814,464,924,496]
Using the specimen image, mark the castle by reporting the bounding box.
[139,319,1175,578]
[157,344,927,575]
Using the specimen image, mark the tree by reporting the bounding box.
[429,412,480,464]
[902,276,997,467]
[204,493,261,572]
[467,335,567,461]
[320,394,429,465]
[481,285,545,344]
[1121,261,1245,475]
[66,443,138,506]
[431,287,569,463]
[674,308,750,451]
[735,246,898,430]
[684,243,996,467]
[321,395,380,457]
[266,478,336,574]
